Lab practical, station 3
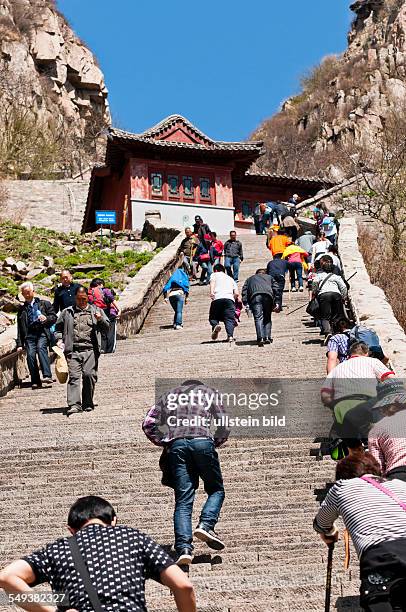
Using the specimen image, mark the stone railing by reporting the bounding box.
[339,217,406,376]
[0,326,27,397]
[117,219,184,338]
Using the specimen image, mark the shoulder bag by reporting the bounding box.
[68,537,105,612]
[306,273,333,318]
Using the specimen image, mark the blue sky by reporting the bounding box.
[57,0,352,141]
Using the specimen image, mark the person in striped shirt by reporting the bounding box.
[368,380,406,482]
[314,453,406,610]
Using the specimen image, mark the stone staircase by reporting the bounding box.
[3,179,89,233]
[0,235,361,611]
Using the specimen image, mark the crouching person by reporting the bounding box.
[0,495,196,612]
[143,380,229,567]
[314,453,406,611]
[55,285,109,416]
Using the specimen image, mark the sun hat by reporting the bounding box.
[373,379,406,410]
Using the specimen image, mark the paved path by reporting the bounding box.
[0,235,361,611]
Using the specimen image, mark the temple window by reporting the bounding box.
[183,176,194,197]
[151,172,163,195]
[200,178,211,199]
[168,175,179,196]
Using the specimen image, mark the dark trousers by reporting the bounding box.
[168,438,225,553]
[67,349,98,409]
[270,274,285,309]
[25,331,52,384]
[288,261,303,288]
[102,317,117,353]
[360,539,406,611]
[209,298,236,338]
[318,292,344,334]
[250,294,273,340]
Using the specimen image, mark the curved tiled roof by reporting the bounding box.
[108,127,263,153]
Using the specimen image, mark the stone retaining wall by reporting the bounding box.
[117,220,183,338]
[339,217,406,376]
[0,326,27,397]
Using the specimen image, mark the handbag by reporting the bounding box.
[306,273,333,318]
[68,537,105,612]
[199,253,210,262]
[52,345,69,384]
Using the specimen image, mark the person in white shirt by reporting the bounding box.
[311,256,347,340]
[311,232,329,264]
[209,264,240,343]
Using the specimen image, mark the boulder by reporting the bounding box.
[3,257,16,268]
[70,264,105,273]
[63,245,77,253]
[26,267,45,280]
[12,261,28,274]
[46,266,56,275]
[43,256,54,268]
[116,241,156,255]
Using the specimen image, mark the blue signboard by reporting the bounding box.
[95,210,117,225]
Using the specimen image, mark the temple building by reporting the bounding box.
[82,115,332,234]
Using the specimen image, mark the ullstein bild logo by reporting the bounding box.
[166,414,286,428]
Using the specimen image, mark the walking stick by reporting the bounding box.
[325,543,335,612]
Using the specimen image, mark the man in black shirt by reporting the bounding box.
[53,270,81,314]
[223,231,244,281]
[0,495,196,612]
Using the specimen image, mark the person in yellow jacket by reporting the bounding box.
[282,244,308,292]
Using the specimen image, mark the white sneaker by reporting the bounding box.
[174,325,183,330]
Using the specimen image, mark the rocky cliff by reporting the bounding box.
[252,0,406,180]
[0,0,110,178]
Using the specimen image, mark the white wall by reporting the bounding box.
[131,198,235,234]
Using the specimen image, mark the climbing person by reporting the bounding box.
[194,240,212,285]
[369,380,406,482]
[259,203,271,234]
[223,231,244,282]
[288,193,300,207]
[89,278,120,354]
[266,257,288,312]
[321,214,338,246]
[0,495,196,612]
[267,228,292,259]
[296,230,315,263]
[209,263,239,343]
[209,232,224,266]
[193,216,211,249]
[281,244,308,292]
[178,227,198,277]
[53,270,81,314]
[325,317,353,374]
[281,215,300,242]
[311,255,347,342]
[55,286,109,416]
[253,203,262,234]
[142,380,229,566]
[242,269,275,347]
[163,267,190,330]
[313,452,406,612]
[311,232,329,265]
[16,281,56,389]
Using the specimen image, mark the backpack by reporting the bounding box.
[348,325,380,349]
[88,286,108,310]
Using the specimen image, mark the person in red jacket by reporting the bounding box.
[210,232,224,265]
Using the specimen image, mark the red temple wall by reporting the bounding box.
[97,163,132,229]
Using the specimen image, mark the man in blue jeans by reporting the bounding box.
[223,231,244,281]
[142,380,229,566]
[16,281,56,388]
